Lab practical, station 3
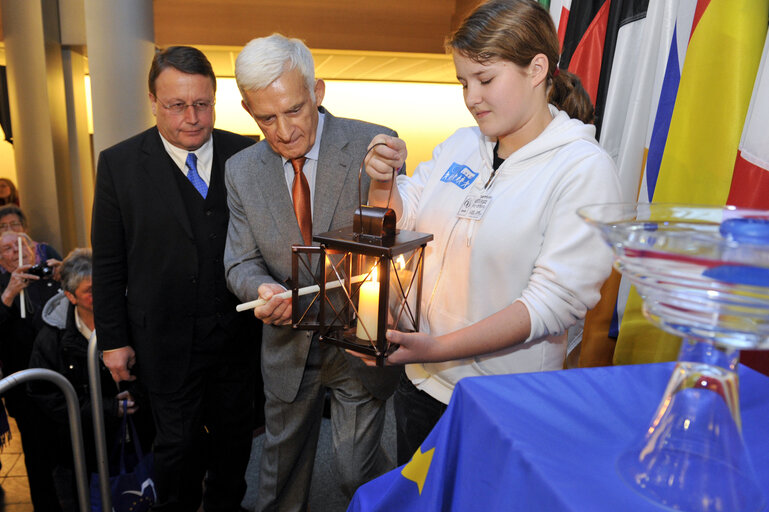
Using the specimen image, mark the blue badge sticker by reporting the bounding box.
[440,163,478,190]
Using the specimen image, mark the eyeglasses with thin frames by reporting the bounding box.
[155,98,216,115]
[0,222,23,231]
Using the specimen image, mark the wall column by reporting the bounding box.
[1,0,73,252]
[84,0,155,160]
[0,0,155,253]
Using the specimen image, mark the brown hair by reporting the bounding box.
[448,0,594,124]
[148,46,216,97]
[0,178,20,206]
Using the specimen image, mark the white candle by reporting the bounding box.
[18,236,26,319]
[235,273,367,312]
[356,267,380,340]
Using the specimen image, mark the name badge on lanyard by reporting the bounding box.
[457,194,492,220]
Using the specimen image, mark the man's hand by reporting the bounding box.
[365,134,407,182]
[116,390,138,417]
[254,283,293,325]
[102,346,137,383]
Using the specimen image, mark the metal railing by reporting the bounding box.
[0,369,90,512]
[88,332,113,512]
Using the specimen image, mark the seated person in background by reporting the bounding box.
[0,178,20,206]
[0,205,62,271]
[361,0,621,465]
[29,248,153,512]
[0,229,62,511]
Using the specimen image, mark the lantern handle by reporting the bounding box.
[359,142,398,225]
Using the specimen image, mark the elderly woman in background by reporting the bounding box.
[0,229,63,511]
[0,178,20,206]
[0,205,61,269]
[29,248,154,511]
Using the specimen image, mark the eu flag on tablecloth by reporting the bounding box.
[347,416,448,511]
[348,385,555,511]
[347,446,436,511]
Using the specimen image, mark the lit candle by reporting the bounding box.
[356,267,379,340]
[392,255,414,296]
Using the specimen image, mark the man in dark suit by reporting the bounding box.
[224,34,402,511]
[92,46,259,512]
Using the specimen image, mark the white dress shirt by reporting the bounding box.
[159,133,214,187]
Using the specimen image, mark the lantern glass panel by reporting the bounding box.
[389,251,420,333]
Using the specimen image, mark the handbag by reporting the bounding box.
[90,402,156,512]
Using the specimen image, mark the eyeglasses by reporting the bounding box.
[0,222,23,230]
[156,98,216,114]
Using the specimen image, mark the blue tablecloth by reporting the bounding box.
[349,363,769,511]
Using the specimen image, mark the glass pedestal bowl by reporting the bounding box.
[579,203,769,512]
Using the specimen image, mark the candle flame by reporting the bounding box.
[396,255,406,270]
[370,267,378,282]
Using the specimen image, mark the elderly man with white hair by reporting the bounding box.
[224,34,402,511]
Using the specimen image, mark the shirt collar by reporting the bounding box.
[158,132,214,172]
[74,307,93,341]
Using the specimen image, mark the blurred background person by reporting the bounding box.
[0,205,62,271]
[29,248,154,512]
[0,229,62,510]
[0,178,20,206]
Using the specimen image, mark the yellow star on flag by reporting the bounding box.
[401,446,435,495]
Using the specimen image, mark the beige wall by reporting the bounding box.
[211,78,475,175]
[0,138,14,184]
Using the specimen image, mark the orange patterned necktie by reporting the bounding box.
[291,157,312,245]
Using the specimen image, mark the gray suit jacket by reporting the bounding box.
[224,108,401,403]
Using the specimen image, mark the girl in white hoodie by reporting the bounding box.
[362,0,621,464]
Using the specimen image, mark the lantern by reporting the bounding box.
[291,205,432,366]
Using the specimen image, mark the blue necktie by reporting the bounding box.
[185,152,208,198]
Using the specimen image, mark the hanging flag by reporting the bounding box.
[614,0,769,365]
[584,0,684,366]
[727,35,769,210]
[725,35,769,375]
[566,0,654,366]
[548,0,572,49]
[575,0,769,367]
[560,0,611,107]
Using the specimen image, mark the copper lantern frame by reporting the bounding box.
[290,206,432,366]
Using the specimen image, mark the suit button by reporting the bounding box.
[209,233,217,239]
[190,275,197,284]
[206,210,213,216]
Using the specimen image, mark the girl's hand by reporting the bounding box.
[346,329,441,366]
[365,135,407,182]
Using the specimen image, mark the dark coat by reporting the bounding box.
[28,293,153,469]
[29,293,123,429]
[0,271,60,415]
[91,127,258,393]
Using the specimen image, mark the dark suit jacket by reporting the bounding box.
[224,108,401,403]
[91,127,256,393]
